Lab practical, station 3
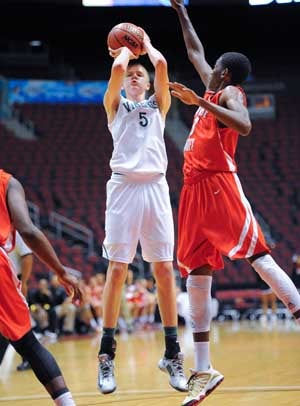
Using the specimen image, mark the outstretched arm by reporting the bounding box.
[104,46,137,124]
[171,0,212,88]
[6,178,82,303]
[142,33,171,118]
[169,82,251,136]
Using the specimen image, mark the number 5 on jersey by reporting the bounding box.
[139,112,148,127]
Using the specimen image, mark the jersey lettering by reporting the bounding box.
[123,98,158,113]
[184,138,195,152]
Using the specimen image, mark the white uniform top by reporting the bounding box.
[108,94,168,176]
[8,231,32,276]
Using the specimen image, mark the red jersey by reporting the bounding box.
[0,169,31,341]
[0,169,15,250]
[183,87,246,180]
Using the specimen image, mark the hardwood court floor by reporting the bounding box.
[1,320,300,405]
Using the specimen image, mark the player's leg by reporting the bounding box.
[97,259,128,394]
[212,172,300,323]
[249,253,300,323]
[11,330,75,405]
[177,181,225,405]
[0,334,9,365]
[0,254,75,405]
[141,177,187,392]
[183,266,224,406]
[151,260,187,392]
[99,176,142,394]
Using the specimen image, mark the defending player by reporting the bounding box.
[170,0,300,405]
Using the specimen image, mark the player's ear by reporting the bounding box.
[146,82,151,91]
[221,67,228,78]
[221,68,230,82]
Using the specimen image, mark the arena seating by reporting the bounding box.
[0,93,298,288]
[0,103,183,281]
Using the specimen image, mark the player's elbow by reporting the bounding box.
[187,49,201,65]
[112,62,126,76]
[155,57,167,71]
[242,121,252,136]
[18,225,39,242]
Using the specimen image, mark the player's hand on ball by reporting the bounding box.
[108,47,137,60]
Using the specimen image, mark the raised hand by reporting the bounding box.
[108,46,137,60]
[140,28,151,55]
[170,0,185,10]
[168,82,200,106]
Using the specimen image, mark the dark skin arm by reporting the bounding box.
[171,0,212,88]
[169,81,251,136]
[6,177,83,303]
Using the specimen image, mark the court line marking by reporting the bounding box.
[1,386,300,401]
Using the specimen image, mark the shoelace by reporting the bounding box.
[100,359,113,379]
[187,373,210,397]
[169,357,186,377]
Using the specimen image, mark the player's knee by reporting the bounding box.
[11,329,62,385]
[107,262,127,284]
[152,262,173,282]
[10,329,34,357]
[187,275,212,332]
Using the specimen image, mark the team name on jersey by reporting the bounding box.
[123,99,158,113]
[184,137,195,152]
[196,106,208,119]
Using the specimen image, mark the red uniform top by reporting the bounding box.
[183,87,246,180]
[0,169,15,250]
[0,169,31,341]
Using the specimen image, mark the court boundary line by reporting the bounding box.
[1,385,300,401]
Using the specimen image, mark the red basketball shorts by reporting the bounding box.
[0,250,31,340]
[177,171,270,277]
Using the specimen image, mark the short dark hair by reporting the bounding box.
[128,60,147,71]
[220,52,251,85]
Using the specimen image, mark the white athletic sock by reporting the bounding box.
[54,391,76,406]
[252,255,300,317]
[186,275,212,372]
[194,341,211,372]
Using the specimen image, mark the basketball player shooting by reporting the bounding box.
[97,27,187,395]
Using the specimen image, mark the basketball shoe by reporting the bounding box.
[97,354,116,394]
[182,368,224,405]
[158,352,188,392]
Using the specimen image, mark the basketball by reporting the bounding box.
[107,22,144,56]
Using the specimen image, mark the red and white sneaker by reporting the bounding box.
[181,368,224,405]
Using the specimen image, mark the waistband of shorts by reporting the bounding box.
[184,171,217,185]
[111,172,165,183]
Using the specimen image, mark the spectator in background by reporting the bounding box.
[29,278,58,342]
[255,272,278,326]
[50,274,77,336]
[292,254,300,291]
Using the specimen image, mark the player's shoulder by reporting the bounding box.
[220,85,245,103]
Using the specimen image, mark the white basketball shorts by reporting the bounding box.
[102,173,174,263]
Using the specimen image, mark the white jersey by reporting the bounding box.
[8,231,32,276]
[108,94,168,176]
